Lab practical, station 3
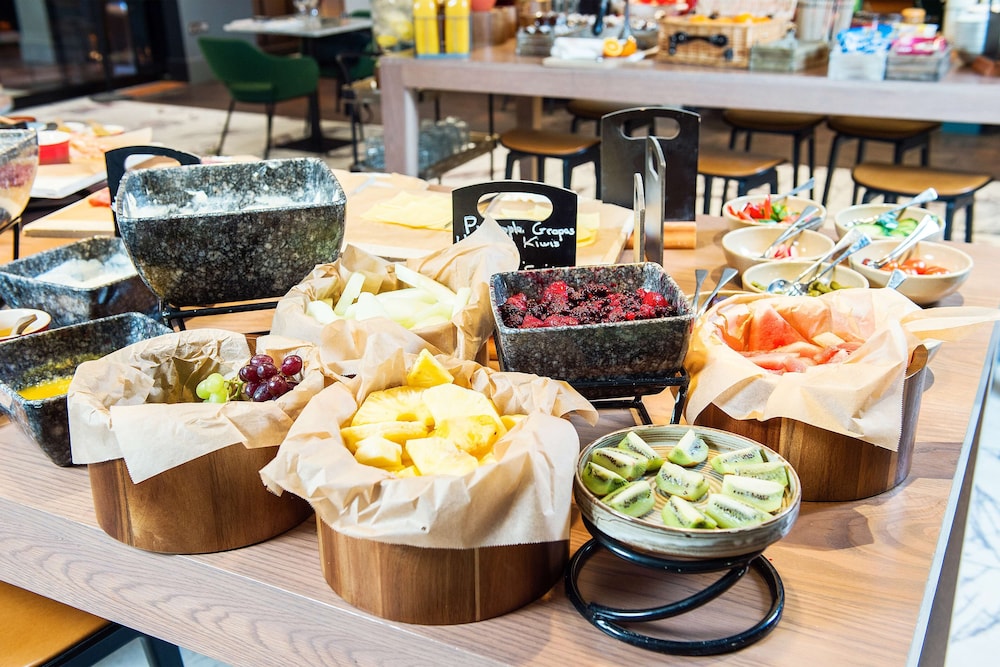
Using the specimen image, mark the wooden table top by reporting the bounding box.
[1,216,998,665]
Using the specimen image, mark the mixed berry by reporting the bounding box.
[498,280,675,329]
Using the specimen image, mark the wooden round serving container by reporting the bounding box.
[88,444,313,554]
[695,346,929,502]
[317,518,568,625]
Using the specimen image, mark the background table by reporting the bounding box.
[1,217,997,665]
[379,41,1000,175]
[223,15,374,153]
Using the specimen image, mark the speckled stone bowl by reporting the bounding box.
[489,263,694,392]
[0,236,159,327]
[114,157,346,307]
[0,312,172,466]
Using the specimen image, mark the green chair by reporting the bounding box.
[198,36,320,159]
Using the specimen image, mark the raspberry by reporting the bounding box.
[521,314,546,328]
[542,314,579,327]
[497,279,677,329]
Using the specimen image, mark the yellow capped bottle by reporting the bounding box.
[444,0,470,56]
[413,0,440,56]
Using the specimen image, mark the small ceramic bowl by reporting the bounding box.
[722,194,826,231]
[833,204,943,241]
[848,240,973,306]
[721,226,836,276]
[0,308,51,341]
[742,260,869,295]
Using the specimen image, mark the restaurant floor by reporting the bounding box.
[11,80,1000,666]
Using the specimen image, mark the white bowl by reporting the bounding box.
[0,308,51,341]
[742,260,869,295]
[833,204,943,241]
[722,194,826,231]
[848,240,973,306]
[721,226,836,276]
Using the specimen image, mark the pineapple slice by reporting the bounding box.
[353,436,403,470]
[406,436,479,477]
[433,415,501,459]
[405,349,454,388]
[340,421,430,454]
[351,386,433,427]
[423,384,507,436]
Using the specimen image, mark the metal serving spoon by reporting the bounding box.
[696,267,738,317]
[771,177,816,204]
[757,205,823,259]
[767,231,871,296]
[691,268,708,315]
[868,214,941,270]
[844,187,937,229]
[886,268,907,290]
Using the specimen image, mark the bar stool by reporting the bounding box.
[851,162,992,242]
[822,115,942,207]
[567,99,645,135]
[698,148,784,215]
[498,128,601,192]
[0,580,184,667]
[722,110,825,191]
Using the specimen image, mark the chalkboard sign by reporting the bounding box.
[451,180,578,269]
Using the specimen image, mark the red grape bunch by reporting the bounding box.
[239,353,303,402]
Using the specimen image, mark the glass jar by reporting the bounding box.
[371,0,417,51]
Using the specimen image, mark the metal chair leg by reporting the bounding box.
[217,98,235,156]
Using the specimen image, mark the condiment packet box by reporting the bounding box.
[68,329,327,553]
[271,217,520,364]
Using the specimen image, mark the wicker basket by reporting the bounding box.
[657,17,791,68]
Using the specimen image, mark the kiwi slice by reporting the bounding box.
[721,474,785,513]
[710,445,765,475]
[602,480,655,518]
[730,460,790,488]
[704,493,769,529]
[581,461,628,496]
[654,461,709,501]
[617,431,663,472]
[666,428,709,467]
[591,447,648,481]
[661,495,717,530]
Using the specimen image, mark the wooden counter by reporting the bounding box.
[1,217,998,666]
[379,40,1000,175]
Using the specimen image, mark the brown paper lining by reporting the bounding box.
[259,345,599,549]
[684,289,1000,450]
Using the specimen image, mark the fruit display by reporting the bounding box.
[305,266,471,330]
[489,263,693,385]
[575,425,800,559]
[340,349,525,476]
[581,429,792,530]
[497,279,675,329]
[195,353,304,403]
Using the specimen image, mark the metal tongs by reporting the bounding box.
[868,214,941,269]
[758,205,823,258]
[844,188,938,230]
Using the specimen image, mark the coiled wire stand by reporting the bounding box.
[565,516,785,656]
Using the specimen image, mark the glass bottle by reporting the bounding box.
[445,0,472,55]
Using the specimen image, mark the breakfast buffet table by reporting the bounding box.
[1,215,997,666]
[379,40,1000,175]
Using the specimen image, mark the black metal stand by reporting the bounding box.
[566,516,784,656]
[570,369,689,426]
[0,213,22,260]
[159,299,279,331]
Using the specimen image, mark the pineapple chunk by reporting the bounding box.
[406,436,479,477]
[351,386,433,427]
[501,414,528,430]
[354,436,403,470]
[394,465,419,478]
[340,421,430,454]
[423,384,506,436]
[433,415,501,458]
[406,349,455,388]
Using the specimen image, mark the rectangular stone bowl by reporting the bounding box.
[489,263,694,392]
[0,312,172,466]
[113,157,346,307]
[0,236,159,327]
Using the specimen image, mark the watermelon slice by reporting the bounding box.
[746,304,807,351]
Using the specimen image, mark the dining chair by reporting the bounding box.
[197,36,320,159]
[0,580,184,667]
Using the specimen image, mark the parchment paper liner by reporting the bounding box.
[260,343,600,550]
[684,288,1000,451]
[69,329,328,483]
[270,217,520,363]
